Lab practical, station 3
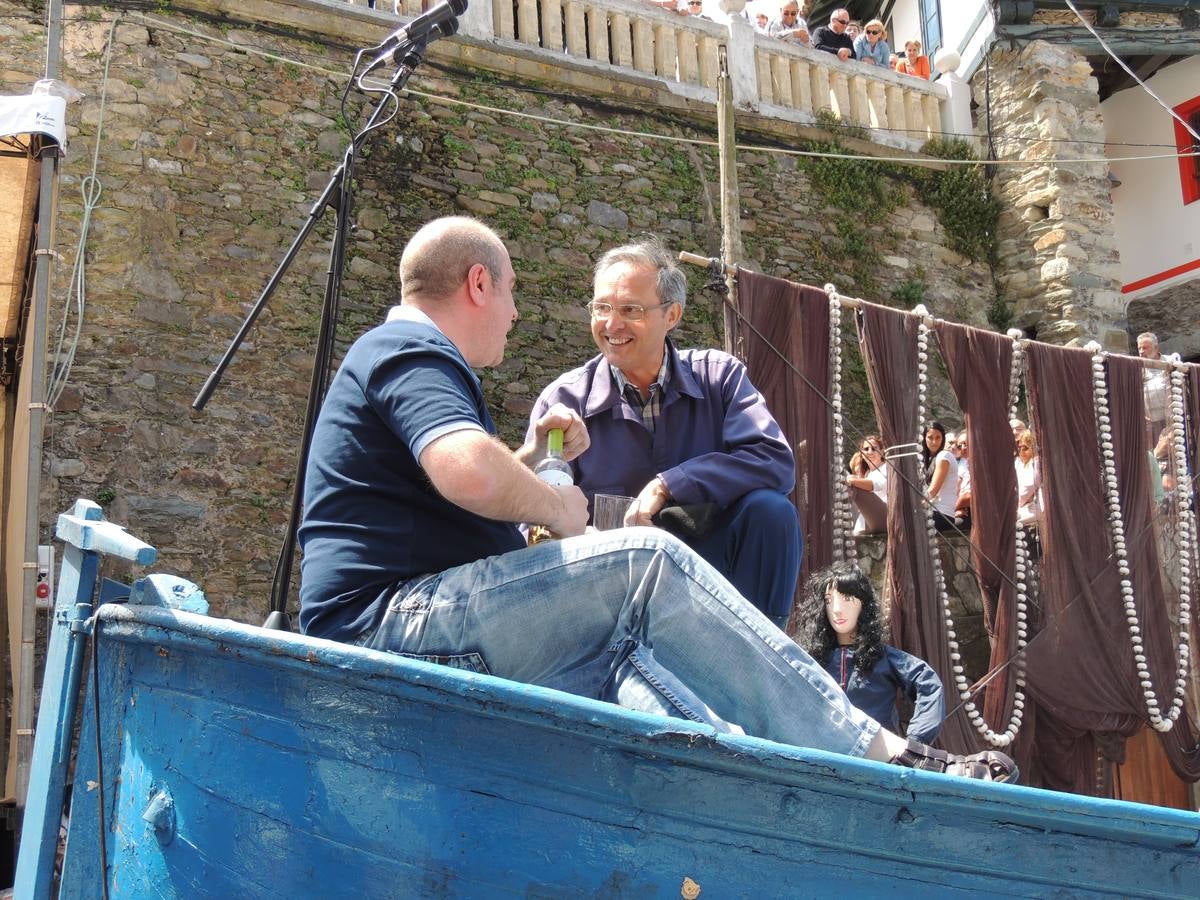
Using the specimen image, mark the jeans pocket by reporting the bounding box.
[398,651,491,675]
[386,574,438,613]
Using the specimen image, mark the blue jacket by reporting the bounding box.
[527,341,795,510]
[852,35,892,67]
[824,644,945,743]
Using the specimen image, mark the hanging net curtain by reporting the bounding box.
[1023,343,1200,789]
[730,265,1199,789]
[737,271,834,609]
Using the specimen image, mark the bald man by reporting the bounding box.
[298,216,1016,784]
[811,7,856,61]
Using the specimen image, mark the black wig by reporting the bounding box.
[795,562,885,675]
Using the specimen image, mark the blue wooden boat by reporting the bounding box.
[13,501,1200,898]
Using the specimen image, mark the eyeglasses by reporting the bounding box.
[588,301,672,321]
[834,17,849,24]
[866,29,880,35]
[688,2,702,6]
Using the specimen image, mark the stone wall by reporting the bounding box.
[976,41,1127,350]
[2,0,995,622]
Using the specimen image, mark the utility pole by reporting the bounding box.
[716,45,743,357]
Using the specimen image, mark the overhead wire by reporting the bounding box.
[46,14,121,409]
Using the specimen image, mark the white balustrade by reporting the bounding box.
[367,0,960,149]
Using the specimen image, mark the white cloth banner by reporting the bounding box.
[0,94,67,146]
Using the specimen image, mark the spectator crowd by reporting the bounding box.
[845,334,1183,543]
[638,1,934,79]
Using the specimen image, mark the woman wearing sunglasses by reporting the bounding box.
[847,435,888,535]
[852,19,891,67]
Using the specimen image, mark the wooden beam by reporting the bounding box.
[994,25,1200,56]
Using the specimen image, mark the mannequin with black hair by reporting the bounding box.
[797,562,945,743]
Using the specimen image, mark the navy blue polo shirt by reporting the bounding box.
[299,312,524,641]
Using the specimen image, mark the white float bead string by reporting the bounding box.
[826,284,855,561]
[912,312,1024,747]
[1168,366,1195,706]
[1087,342,1188,731]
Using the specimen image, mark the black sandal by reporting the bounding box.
[890,738,1019,784]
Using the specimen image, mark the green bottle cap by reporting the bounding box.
[547,428,564,454]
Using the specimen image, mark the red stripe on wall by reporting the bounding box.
[1122,256,1200,294]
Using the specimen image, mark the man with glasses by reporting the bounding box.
[812,7,856,61]
[528,240,801,629]
[299,217,1016,784]
[768,1,809,45]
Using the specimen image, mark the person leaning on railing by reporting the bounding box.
[894,38,931,79]
[767,1,810,45]
[852,19,891,67]
[646,0,691,15]
[811,7,856,61]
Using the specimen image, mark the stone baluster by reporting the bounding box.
[829,69,851,121]
[517,0,539,45]
[654,22,678,81]
[494,0,515,41]
[677,30,699,85]
[458,0,493,40]
[905,90,925,136]
[540,0,563,51]
[791,58,812,114]
[698,36,719,88]
[563,0,586,57]
[587,6,610,63]
[886,83,906,133]
[756,50,774,105]
[809,63,831,115]
[611,13,633,67]
[867,79,888,129]
[847,73,868,126]
[771,54,793,108]
[632,19,655,74]
[922,93,941,139]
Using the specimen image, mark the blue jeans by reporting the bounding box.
[358,527,878,756]
[685,488,802,626]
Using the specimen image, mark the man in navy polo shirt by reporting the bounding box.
[527,241,802,628]
[297,216,1017,784]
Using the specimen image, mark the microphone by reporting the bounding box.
[364,0,469,73]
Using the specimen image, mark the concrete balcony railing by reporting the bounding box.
[339,0,973,150]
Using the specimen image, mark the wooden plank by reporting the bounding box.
[0,153,38,341]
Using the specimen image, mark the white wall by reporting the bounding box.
[1103,57,1200,297]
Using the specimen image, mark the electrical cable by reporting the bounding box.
[46,16,121,409]
[116,11,1199,168]
[1063,0,1200,146]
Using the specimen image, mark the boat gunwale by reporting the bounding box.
[88,601,1200,851]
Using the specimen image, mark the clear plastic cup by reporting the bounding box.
[592,493,635,531]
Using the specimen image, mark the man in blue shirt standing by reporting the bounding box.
[298,216,1016,784]
[528,241,802,628]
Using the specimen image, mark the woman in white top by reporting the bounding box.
[923,421,957,531]
[847,435,889,534]
[1015,429,1042,526]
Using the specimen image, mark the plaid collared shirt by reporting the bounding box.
[611,348,671,433]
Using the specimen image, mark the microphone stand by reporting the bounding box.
[193,36,436,631]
